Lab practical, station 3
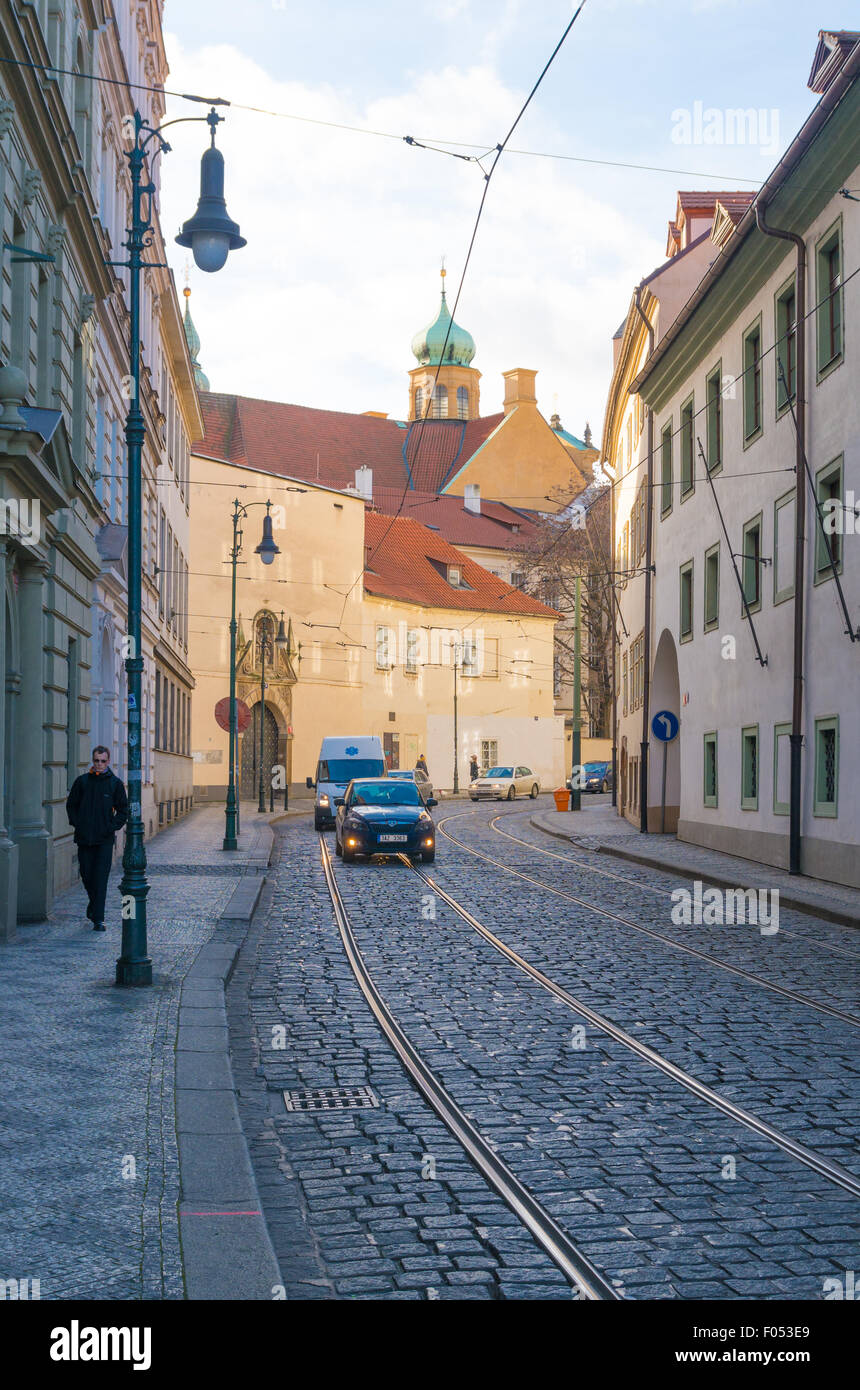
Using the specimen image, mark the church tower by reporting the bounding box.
[408,268,481,421]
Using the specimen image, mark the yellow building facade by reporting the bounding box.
[189,455,562,800]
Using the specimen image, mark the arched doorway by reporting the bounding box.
[650,628,681,832]
[240,704,279,800]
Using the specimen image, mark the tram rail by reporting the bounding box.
[431,810,859,1029]
[318,831,621,1301]
[400,844,860,1201]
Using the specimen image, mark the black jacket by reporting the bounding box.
[66,769,129,847]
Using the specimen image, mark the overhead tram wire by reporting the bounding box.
[333,0,591,631]
[0,51,774,187]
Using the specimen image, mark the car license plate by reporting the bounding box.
[379,834,407,843]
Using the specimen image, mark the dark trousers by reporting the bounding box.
[77,839,115,924]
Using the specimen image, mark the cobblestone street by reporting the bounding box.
[228,797,860,1301]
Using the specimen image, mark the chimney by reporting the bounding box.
[355,465,373,502]
[584,422,593,448]
[550,412,562,432]
[464,483,481,515]
[502,368,537,416]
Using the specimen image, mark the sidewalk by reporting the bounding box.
[0,803,279,1301]
[531,800,860,928]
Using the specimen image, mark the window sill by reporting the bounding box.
[679,631,693,644]
[742,426,763,450]
[741,800,759,812]
[679,486,696,504]
[813,562,843,587]
[816,352,843,385]
[812,805,838,819]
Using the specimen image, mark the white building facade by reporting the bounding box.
[629,36,860,887]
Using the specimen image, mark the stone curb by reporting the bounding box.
[176,835,283,1300]
[530,815,860,931]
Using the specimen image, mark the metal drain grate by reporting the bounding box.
[283,1085,379,1113]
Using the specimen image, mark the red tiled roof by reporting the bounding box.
[676,189,756,211]
[195,393,504,499]
[714,193,757,225]
[369,489,540,551]
[362,512,558,618]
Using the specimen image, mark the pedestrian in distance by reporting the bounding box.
[416,752,429,777]
[66,746,128,932]
[469,754,479,783]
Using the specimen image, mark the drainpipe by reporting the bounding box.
[633,285,654,834]
[755,203,806,875]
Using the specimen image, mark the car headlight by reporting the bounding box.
[319,794,330,806]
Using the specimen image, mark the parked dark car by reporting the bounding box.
[335,778,438,863]
[583,761,613,794]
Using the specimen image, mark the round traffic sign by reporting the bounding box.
[651,709,680,742]
[215,697,251,733]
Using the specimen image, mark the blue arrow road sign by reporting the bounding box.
[651,709,679,742]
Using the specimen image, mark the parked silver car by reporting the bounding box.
[469,765,541,801]
[387,767,435,802]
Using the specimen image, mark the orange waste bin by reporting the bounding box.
[553,787,569,813]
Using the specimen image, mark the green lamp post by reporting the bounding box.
[223,500,280,849]
[114,106,245,986]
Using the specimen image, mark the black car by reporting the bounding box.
[335,778,437,863]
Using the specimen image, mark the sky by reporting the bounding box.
[158,1,834,447]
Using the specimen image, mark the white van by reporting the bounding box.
[307,735,386,829]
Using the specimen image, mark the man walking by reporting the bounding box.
[416,752,429,777]
[469,754,479,783]
[66,746,128,932]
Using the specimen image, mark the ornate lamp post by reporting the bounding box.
[114,105,245,987]
[224,500,279,849]
[255,605,289,814]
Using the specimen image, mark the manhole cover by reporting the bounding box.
[283,1086,379,1113]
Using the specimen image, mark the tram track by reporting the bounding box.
[492,808,860,963]
[318,831,621,1301]
[433,810,859,1029]
[398,845,860,1202]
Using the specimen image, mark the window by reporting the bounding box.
[480,739,498,771]
[510,571,524,590]
[621,522,629,584]
[741,514,762,612]
[155,670,161,749]
[706,365,722,472]
[773,491,795,604]
[679,560,693,642]
[680,396,694,497]
[169,682,176,753]
[447,564,462,588]
[622,651,628,716]
[376,625,392,669]
[773,722,791,816]
[660,422,673,517]
[414,386,424,419]
[741,725,759,809]
[816,221,843,376]
[775,277,796,413]
[704,543,720,631]
[431,384,448,418]
[703,732,718,807]
[461,636,478,674]
[457,385,469,419]
[742,319,763,442]
[813,717,838,817]
[405,628,419,674]
[482,637,499,678]
[815,456,843,580]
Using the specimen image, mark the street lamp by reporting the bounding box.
[224,500,280,850]
[114,105,246,988]
[256,609,289,814]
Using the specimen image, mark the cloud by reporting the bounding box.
[161,36,660,450]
